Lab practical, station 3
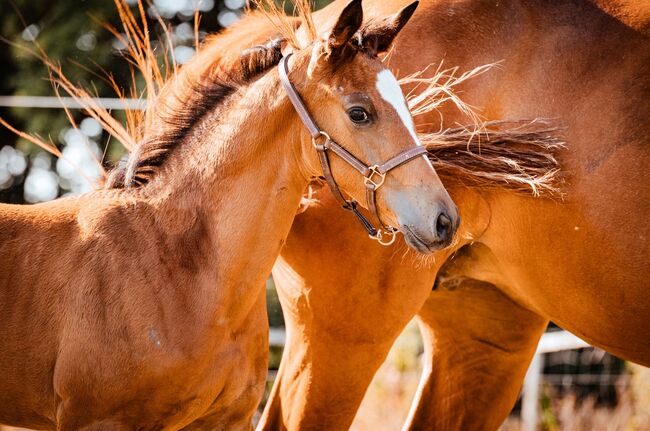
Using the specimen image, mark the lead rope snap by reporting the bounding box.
[372,227,398,246]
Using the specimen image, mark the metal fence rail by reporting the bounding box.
[0,95,145,110]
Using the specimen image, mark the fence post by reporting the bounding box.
[521,352,542,431]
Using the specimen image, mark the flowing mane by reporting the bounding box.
[422,120,565,196]
[107,36,285,188]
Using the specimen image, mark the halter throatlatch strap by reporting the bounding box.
[278,54,428,246]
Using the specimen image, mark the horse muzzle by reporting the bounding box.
[400,204,459,254]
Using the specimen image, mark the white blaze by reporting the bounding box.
[375,69,435,170]
[375,69,420,145]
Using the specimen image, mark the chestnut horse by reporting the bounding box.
[254,1,650,430]
[0,1,459,428]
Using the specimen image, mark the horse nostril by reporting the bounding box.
[436,211,452,241]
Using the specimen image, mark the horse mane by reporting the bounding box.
[100,1,321,189]
[249,0,317,49]
[105,1,322,188]
[106,37,284,188]
[422,120,565,196]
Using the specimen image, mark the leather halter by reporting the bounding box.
[278,54,428,246]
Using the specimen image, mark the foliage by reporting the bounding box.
[0,0,236,202]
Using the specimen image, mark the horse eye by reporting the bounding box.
[347,107,370,124]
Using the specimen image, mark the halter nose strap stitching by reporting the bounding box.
[278,54,427,245]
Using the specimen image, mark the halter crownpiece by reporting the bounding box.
[278,53,428,246]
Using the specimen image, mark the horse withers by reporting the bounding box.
[0,1,456,429]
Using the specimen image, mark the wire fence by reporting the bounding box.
[521,331,590,431]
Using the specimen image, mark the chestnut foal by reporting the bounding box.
[0,1,456,429]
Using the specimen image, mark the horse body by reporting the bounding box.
[260,0,650,429]
[418,0,650,359]
[0,39,305,430]
[0,80,302,428]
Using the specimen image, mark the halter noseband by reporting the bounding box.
[278,54,427,246]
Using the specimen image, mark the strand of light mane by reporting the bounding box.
[150,6,178,75]
[0,35,133,168]
[292,0,317,42]
[401,62,500,133]
[421,120,566,196]
[50,80,107,182]
[0,117,61,158]
[194,1,202,53]
[250,1,301,48]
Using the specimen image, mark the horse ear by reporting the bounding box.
[308,0,363,76]
[326,0,363,55]
[361,1,418,55]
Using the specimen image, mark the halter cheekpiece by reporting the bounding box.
[278,54,428,246]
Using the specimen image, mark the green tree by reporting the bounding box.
[0,0,233,202]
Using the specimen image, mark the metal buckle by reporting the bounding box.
[370,228,398,246]
[311,131,331,149]
[364,165,386,189]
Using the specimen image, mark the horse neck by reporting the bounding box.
[139,73,309,315]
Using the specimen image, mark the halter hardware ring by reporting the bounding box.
[311,131,331,149]
[364,165,386,189]
[371,228,398,246]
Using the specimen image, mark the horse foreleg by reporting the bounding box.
[258,187,459,430]
[258,248,439,430]
[258,311,401,430]
[404,278,548,431]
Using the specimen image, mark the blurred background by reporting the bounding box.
[0,1,647,430]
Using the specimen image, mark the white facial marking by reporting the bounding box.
[376,69,435,169]
[375,69,419,145]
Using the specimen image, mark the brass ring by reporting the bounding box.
[370,228,398,246]
[364,165,386,189]
[311,131,331,148]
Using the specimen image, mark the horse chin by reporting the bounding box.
[401,225,450,254]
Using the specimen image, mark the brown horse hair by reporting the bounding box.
[249,0,317,49]
[422,120,566,197]
[107,37,285,189]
